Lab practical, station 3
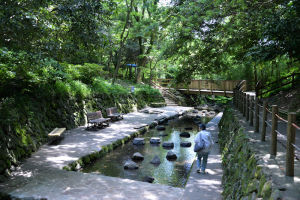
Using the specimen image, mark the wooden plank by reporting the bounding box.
[48,128,66,137]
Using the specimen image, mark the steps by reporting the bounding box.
[160,88,178,106]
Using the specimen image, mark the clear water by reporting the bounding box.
[83,116,211,188]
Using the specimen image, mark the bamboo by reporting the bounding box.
[286,113,296,176]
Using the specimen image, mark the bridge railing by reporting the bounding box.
[233,89,300,177]
[156,79,243,92]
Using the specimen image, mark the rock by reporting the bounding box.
[162,142,174,149]
[133,138,145,145]
[124,160,139,170]
[144,176,155,183]
[156,125,166,130]
[132,152,144,161]
[192,109,198,113]
[166,151,177,160]
[180,132,190,138]
[150,137,161,144]
[180,142,192,147]
[149,121,158,129]
[150,155,161,165]
[184,127,193,130]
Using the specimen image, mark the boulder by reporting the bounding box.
[156,125,166,131]
[133,138,145,145]
[144,176,155,183]
[180,132,190,138]
[150,155,161,165]
[150,137,161,144]
[184,127,193,130]
[192,109,198,113]
[132,152,144,161]
[162,142,174,149]
[180,142,192,147]
[166,151,177,160]
[124,160,138,170]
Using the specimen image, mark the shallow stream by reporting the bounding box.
[83,116,211,188]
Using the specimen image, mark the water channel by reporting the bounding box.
[83,115,212,188]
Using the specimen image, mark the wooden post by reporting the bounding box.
[286,112,296,176]
[198,80,201,96]
[255,97,259,132]
[246,94,250,121]
[261,101,267,141]
[243,93,247,117]
[270,105,278,156]
[250,96,254,126]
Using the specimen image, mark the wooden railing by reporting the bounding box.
[156,79,244,92]
[233,90,300,177]
[256,72,300,99]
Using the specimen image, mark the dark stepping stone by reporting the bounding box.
[185,127,193,130]
[162,142,174,149]
[133,138,145,145]
[150,137,161,144]
[132,152,144,161]
[180,132,190,138]
[150,155,161,165]
[124,160,138,170]
[166,151,177,160]
[180,142,192,147]
[156,125,166,130]
[192,109,198,113]
[144,176,155,183]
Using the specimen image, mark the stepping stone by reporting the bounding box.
[156,125,166,130]
[184,127,193,130]
[133,138,145,145]
[166,151,177,160]
[162,142,174,149]
[180,142,192,147]
[150,155,161,165]
[124,160,138,170]
[192,109,198,113]
[180,132,190,138]
[159,133,168,137]
[132,152,144,161]
[150,137,161,144]
[144,176,155,183]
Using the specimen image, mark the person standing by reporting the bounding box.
[194,124,214,174]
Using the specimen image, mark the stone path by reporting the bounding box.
[234,107,300,200]
[182,112,223,200]
[0,106,192,200]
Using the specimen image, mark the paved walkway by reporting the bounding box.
[0,107,224,200]
[183,113,223,200]
[234,106,300,200]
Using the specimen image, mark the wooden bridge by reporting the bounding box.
[155,79,246,97]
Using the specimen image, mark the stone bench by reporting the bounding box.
[48,128,66,145]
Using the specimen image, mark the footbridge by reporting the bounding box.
[155,79,247,97]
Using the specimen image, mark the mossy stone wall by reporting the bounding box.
[0,91,160,179]
[219,108,274,199]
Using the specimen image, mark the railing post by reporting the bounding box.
[250,96,254,126]
[261,101,267,141]
[286,112,296,176]
[270,105,278,156]
[246,94,250,121]
[243,93,247,117]
[198,80,201,96]
[255,97,259,132]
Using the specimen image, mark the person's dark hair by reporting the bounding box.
[199,124,206,130]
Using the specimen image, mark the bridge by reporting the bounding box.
[155,79,246,97]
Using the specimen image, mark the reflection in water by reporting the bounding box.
[83,116,210,188]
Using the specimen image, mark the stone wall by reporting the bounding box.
[219,108,275,199]
[0,92,159,180]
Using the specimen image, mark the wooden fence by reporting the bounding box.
[156,79,243,92]
[233,89,300,177]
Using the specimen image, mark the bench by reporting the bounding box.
[106,107,123,121]
[48,128,66,145]
[87,110,110,130]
